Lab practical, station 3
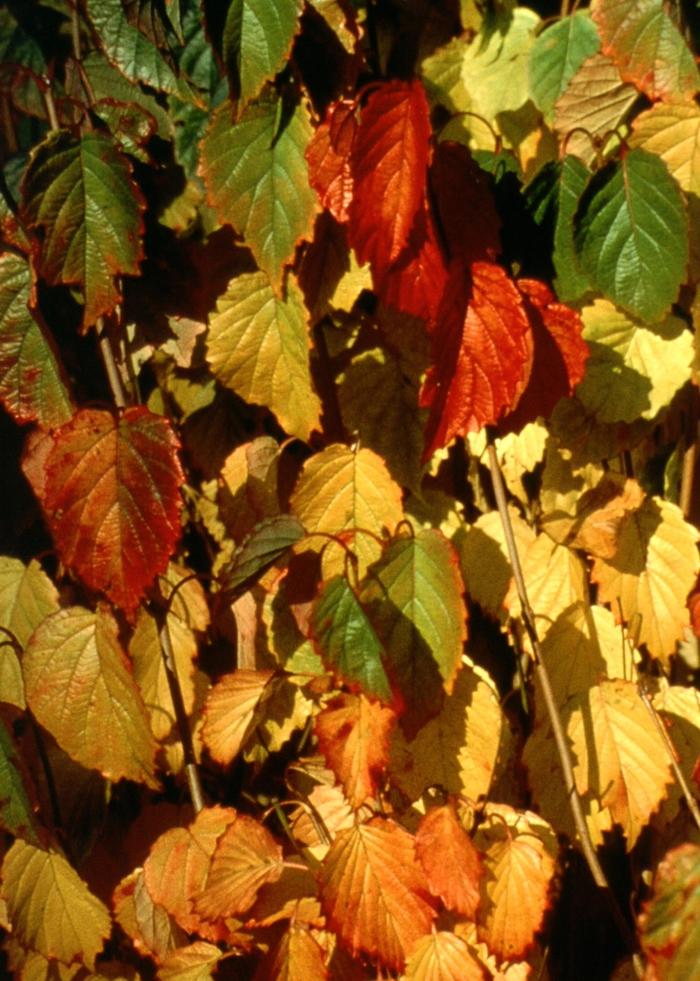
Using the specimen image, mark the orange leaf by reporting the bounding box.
[305,99,356,224]
[318,817,436,970]
[201,669,277,765]
[112,868,187,963]
[254,923,328,981]
[314,693,396,808]
[194,812,284,920]
[29,406,183,615]
[404,931,485,981]
[143,805,238,941]
[415,802,483,918]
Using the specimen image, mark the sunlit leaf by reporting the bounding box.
[415,802,483,918]
[474,805,557,961]
[207,271,321,441]
[194,813,284,919]
[1,839,111,969]
[223,0,301,107]
[574,149,688,324]
[529,12,600,120]
[31,407,183,615]
[458,508,536,621]
[113,868,187,963]
[404,931,485,981]
[639,843,700,980]
[0,556,59,650]
[318,817,436,970]
[290,444,403,577]
[0,253,73,427]
[20,130,145,330]
[305,99,356,224]
[591,496,700,663]
[158,941,223,981]
[0,717,40,844]
[361,528,467,733]
[314,693,396,807]
[201,669,277,765]
[348,80,431,277]
[630,100,700,197]
[591,0,699,100]
[23,606,158,787]
[200,95,317,290]
[652,684,700,826]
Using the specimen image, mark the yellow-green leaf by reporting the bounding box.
[0,556,59,649]
[458,508,535,622]
[404,931,484,981]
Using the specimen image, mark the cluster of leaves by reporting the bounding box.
[2,0,700,977]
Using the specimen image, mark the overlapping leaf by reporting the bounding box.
[318,817,436,969]
[415,802,483,918]
[0,253,73,427]
[20,130,145,329]
[256,924,328,981]
[201,669,277,765]
[29,407,183,615]
[305,98,356,224]
[0,556,59,649]
[0,718,40,844]
[22,606,158,786]
[158,941,224,980]
[529,12,600,120]
[223,0,301,107]
[200,95,317,289]
[113,867,187,963]
[207,272,320,442]
[639,844,700,979]
[404,932,485,981]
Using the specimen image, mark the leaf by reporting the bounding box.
[0,717,40,844]
[314,693,396,808]
[113,868,187,963]
[591,496,700,663]
[0,556,59,649]
[220,516,306,595]
[573,149,688,324]
[0,252,73,427]
[194,813,284,919]
[652,684,700,826]
[158,941,223,981]
[390,660,509,803]
[553,155,593,303]
[639,843,700,980]
[553,53,638,166]
[22,606,159,787]
[529,12,601,121]
[404,931,485,981]
[85,0,195,102]
[144,805,238,940]
[474,805,557,961]
[630,100,700,197]
[207,271,320,442]
[254,923,328,981]
[591,0,699,101]
[31,407,183,615]
[76,51,174,139]
[318,817,436,970]
[20,130,145,330]
[1,839,111,969]
[348,80,431,277]
[305,99,356,224]
[223,0,301,107]
[420,262,532,457]
[575,298,693,423]
[200,95,317,290]
[415,802,483,918]
[310,575,392,702]
[201,669,277,765]
[360,528,467,734]
[290,444,403,577]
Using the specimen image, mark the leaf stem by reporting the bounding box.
[485,435,638,957]
[97,317,128,409]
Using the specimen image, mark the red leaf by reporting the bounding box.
[30,407,183,615]
[431,141,501,265]
[415,802,483,918]
[374,203,448,325]
[500,278,589,433]
[348,80,431,277]
[305,99,356,224]
[314,693,396,808]
[420,262,532,457]
[689,576,700,639]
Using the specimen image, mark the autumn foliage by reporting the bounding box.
[2,0,700,978]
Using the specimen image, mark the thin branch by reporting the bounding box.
[485,436,638,958]
[97,317,128,409]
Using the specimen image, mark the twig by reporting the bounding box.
[97,317,128,409]
[680,421,699,519]
[485,435,638,958]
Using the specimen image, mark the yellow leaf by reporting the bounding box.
[474,805,557,962]
[218,436,281,543]
[1,839,111,969]
[290,444,403,577]
[404,931,485,981]
[390,659,510,803]
[23,606,158,787]
[0,645,25,709]
[458,509,536,621]
[504,534,588,639]
[157,941,223,981]
[0,556,59,648]
[201,669,276,765]
[591,496,700,663]
[630,99,700,197]
[249,675,315,757]
[494,421,548,505]
[255,923,328,981]
[652,683,700,827]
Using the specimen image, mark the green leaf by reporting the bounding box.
[576,299,694,422]
[223,0,302,107]
[529,12,600,121]
[200,95,318,289]
[574,149,688,323]
[0,253,73,428]
[77,51,174,139]
[179,5,222,95]
[85,0,197,103]
[220,515,306,595]
[361,529,467,735]
[553,155,592,303]
[207,271,321,441]
[20,130,145,329]
[311,575,393,703]
[0,9,47,119]
[0,717,40,845]
[640,844,700,979]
